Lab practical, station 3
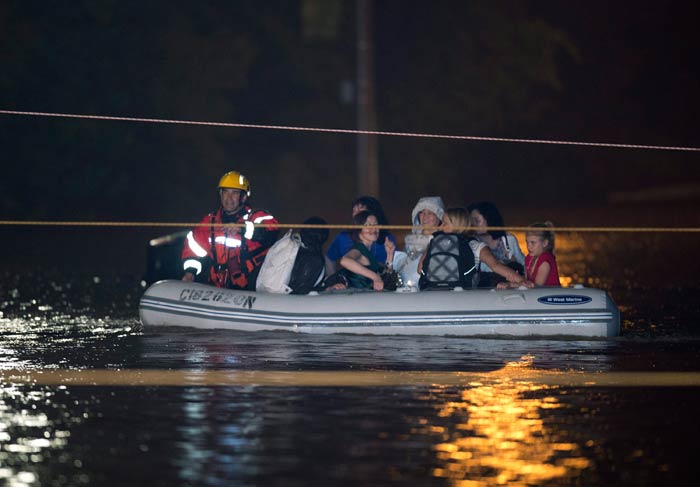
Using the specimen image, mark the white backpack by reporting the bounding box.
[256,230,301,294]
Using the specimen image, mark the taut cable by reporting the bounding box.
[2,109,700,152]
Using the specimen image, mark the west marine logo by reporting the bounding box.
[537,295,592,305]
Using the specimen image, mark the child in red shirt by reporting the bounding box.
[524,222,560,287]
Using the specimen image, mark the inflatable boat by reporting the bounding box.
[139,280,620,337]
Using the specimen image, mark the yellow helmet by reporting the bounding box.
[218,171,251,197]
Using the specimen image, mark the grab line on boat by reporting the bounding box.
[2,369,700,387]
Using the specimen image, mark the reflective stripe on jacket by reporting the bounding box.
[181,205,279,289]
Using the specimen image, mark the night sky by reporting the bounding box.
[1,0,698,232]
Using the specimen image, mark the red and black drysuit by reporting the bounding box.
[181,205,279,290]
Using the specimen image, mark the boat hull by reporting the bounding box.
[139,280,620,337]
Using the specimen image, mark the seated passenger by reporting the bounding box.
[394,196,445,289]
[524,222,561,287]
[419,207,528,289]
[467,201,525,287]
[325,196,397,275]
[337,210,396,291]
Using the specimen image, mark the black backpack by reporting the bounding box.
[419,232,478,290]
[288,218,329,295]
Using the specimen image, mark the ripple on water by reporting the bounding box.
[0,257,699,486]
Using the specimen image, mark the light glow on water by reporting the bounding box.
[429,357,591,485]
[2,367,700,387]
[0,238,698,486]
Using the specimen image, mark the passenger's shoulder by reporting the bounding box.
[468,239,486,251]
[331,231,352,241]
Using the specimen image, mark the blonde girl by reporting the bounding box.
[419,207,527,288]
[524,222,560,287]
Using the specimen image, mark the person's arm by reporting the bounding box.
[340,249,384,291]
[417,249,427,274]
[480,247,528,285]
[384,238,396,266]
[324,255,337,276]
[497,279,535,289]
[508,234,526,265]
[326,233,350,273]
[533,261,551,287]
[246,210,279,246]
[181,219,210,281]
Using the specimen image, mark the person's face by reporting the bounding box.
[359,215,379,243]
[352,203,368,218]
[469,210,487,235]
[441,213,454,233]
[419,209,440,229]
[220,188,245,214]
[526,234,548,257]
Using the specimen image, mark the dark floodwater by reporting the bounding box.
[1,233,700,486]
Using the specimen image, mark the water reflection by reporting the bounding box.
[0,310,141,372]
[429,356,591,486]
[0,235,698,485]
[175,387,263,484]
[0,385,73,487]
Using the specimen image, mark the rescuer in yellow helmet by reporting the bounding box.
[217,171,251,214]
[181,171,279,289]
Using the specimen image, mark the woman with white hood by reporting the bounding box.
[393,196,445,289]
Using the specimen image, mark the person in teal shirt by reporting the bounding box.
[325,196,397,274]
[338,210,396,291]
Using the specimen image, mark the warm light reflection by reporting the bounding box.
[427,356,591,486]
[549,232,588,288]
[559,275,573,287]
